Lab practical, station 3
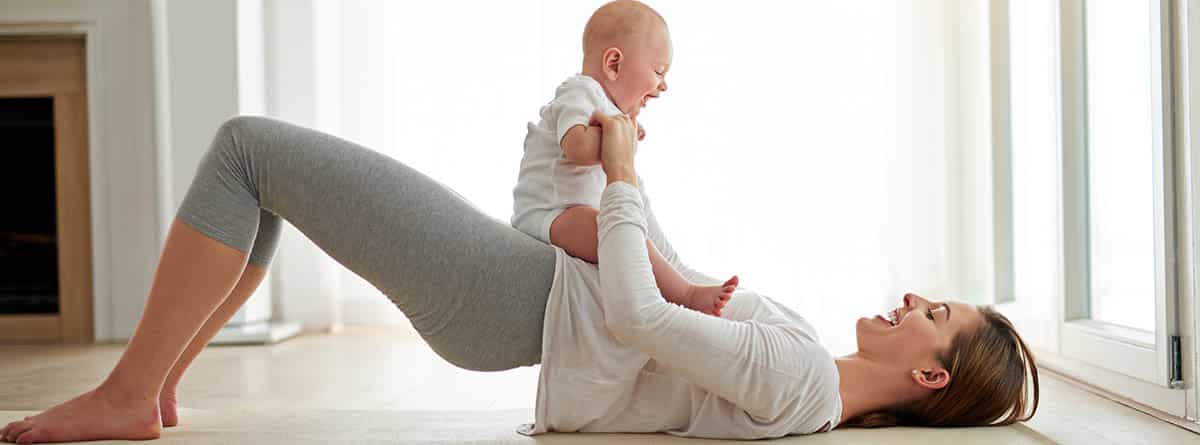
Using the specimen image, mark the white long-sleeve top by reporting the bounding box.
[518,181,842,439]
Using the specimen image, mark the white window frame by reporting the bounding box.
[1181,0,1200,424]
[993,0,1194,418]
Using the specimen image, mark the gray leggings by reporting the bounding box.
[177,116,557,371]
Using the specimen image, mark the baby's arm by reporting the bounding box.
[560,124,604,165]
[560,117,643,165]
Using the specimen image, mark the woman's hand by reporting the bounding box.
[589,111,639,186]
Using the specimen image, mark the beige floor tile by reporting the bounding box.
[2,327,1197,444]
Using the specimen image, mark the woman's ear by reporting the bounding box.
[911,368,950,390]
[603,47,623,81]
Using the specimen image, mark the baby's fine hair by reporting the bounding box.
[582,0,667,57]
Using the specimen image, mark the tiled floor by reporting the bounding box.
[2,327,1197,444]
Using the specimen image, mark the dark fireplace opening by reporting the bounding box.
[0,97,59,314]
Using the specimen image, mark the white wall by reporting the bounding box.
[152,0,275,330]
[155,0,242,221]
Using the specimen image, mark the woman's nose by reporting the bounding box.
[659,80,668,92]
[903,293,921,308]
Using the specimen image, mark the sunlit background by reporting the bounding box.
[323,0,960,355]
[143,0,1161,357]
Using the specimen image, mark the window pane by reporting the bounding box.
[1083,0,1156,332]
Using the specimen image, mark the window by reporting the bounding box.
[1004,0,1189,416]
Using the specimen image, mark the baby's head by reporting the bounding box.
[581,0,672,119]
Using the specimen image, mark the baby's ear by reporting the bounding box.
[603,47,623,81]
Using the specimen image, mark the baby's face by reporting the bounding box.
[610,24,672,119]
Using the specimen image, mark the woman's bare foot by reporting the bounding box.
[0,387,161,444]
[160,391,179,427]
[673,276,738,316]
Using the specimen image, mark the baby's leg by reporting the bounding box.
[549,206,602,263]
[648,243,738,317]
[550,206,736,316]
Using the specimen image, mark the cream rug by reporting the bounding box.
[0,409,1053,444]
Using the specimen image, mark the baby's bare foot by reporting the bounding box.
[160,391,179,427]
[0,387,161,444]
[676,276,738,316]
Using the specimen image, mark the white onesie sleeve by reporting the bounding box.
[549,79,603,148]
[596,181,834,428]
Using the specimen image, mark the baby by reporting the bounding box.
[512,0,737,316]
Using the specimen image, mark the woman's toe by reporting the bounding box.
[15,429,37,445]
[6,418,32,437]
[5,421,32,442]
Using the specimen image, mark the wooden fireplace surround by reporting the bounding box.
[0,37,93,342]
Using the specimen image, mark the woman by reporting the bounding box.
[0,114,1038,443]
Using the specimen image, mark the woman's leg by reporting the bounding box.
[159,262,269,427]
[1,219,249,444]
[158,209,281,428]
[1,116,556,444]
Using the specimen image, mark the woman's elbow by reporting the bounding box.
[603,310,640,342]
[601,300,670,343]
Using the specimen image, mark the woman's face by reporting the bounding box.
[856,293,983,384]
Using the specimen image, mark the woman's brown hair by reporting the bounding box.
[842,306,1040,428]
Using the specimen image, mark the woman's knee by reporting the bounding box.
[217,115,269,137]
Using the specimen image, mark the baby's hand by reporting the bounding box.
[636,121,645,141]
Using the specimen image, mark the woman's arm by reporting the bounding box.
[597,183,811,424]
[589,112,819,428]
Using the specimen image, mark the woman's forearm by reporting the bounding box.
[604,165,638,187]
[595,182,805,424]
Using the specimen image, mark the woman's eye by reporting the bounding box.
[926,308,935,321]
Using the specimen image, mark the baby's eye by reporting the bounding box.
[926,308,935,321]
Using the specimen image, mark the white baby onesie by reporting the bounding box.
[511,74,623,243]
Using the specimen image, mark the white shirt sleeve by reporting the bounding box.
[549,82,598,147]
[597,181,826,426]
